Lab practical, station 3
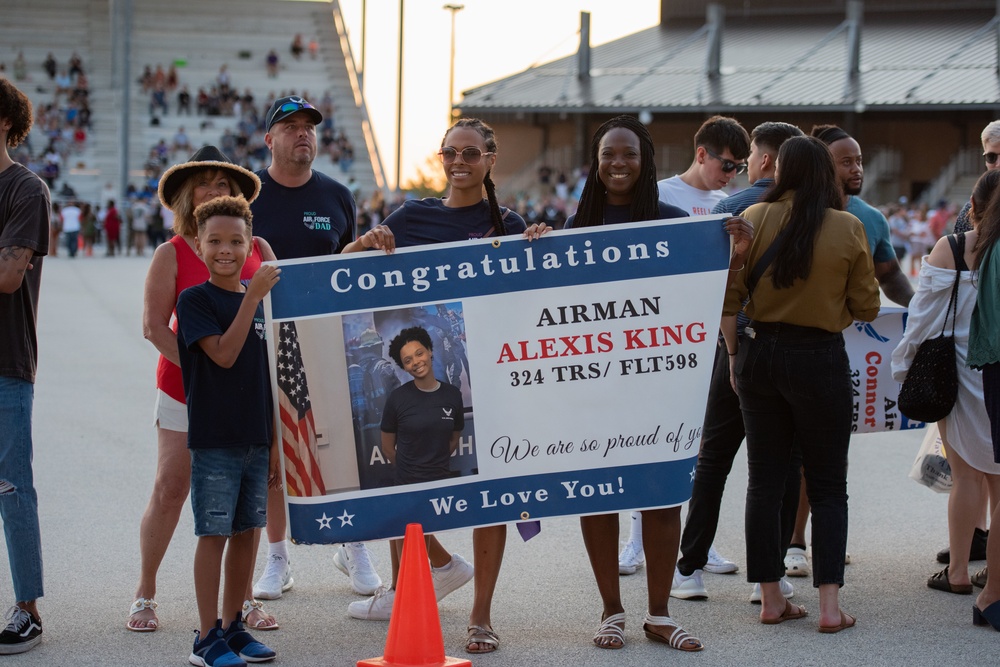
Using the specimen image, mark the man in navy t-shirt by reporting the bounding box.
[248,96,381,604]
[250,95,355,260]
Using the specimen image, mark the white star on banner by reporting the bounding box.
[338,510,355,527]
[316,513,333,530]
[690,466,697,482]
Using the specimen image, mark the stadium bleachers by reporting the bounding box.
[0,0,382,206]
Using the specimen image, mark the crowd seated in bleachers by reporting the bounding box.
[3,51,95,194]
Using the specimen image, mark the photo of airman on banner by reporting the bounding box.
[273,303,479,499]
[343,303,478,490]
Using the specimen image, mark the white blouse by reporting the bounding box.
[892,261,999,473]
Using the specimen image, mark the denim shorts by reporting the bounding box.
[190,445,268,537]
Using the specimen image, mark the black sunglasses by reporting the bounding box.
[705,147,748,175]
[985,152,999,165]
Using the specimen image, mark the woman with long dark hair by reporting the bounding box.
[568,115,749,652]
[722,135,879,632]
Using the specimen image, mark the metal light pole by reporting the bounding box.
[395,0,404,192]
[359,0,367,90]
[443,4,464,125]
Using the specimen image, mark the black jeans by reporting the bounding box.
[737,322,851,587]
[677,339,803,576]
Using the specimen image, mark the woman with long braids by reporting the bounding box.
[344,117,548,653]
[347,118,540,250]
[722,135,879,633]
[566,114,750,652]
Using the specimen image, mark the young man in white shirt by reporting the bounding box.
[656,115,750,216]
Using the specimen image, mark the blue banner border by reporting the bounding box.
[289,458,697,544]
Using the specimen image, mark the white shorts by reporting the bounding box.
[153,389,188,432]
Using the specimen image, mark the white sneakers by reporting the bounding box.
[348,585,395,620]
[749,576,794,603]
[784,547,810,577]
[334,543,383,595]
[252,554,294,600]
[704,545,739,574]
[431,553,474,601]
[347,553,473,621]
[618,541,645,575]
[671,568,708,600]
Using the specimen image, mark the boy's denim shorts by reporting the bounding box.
[190,445,269,537]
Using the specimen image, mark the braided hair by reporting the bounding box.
[442,118,508,236]
[572,115,660,228]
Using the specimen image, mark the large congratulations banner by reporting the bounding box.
[264,216,731,544]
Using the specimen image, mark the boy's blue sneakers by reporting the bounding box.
[223,614,276,663]
[189,620,246,667]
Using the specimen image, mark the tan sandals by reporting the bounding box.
[465,625,499,653]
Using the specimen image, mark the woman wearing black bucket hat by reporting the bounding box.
[128,147,280,633]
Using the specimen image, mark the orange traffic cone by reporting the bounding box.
[357,523,472,667]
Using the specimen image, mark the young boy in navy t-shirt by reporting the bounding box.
[175,195,281,667]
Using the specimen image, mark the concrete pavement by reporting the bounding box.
[0,250,994,666]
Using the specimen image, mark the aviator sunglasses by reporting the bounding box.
[438,146,494,165]
[985,152,999,165]
[704,147,748,175]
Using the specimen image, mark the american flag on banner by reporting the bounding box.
[276,322,327,497]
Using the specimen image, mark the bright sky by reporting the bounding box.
[335,0,660,188]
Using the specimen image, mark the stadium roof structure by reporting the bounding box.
[456,4,1000,116]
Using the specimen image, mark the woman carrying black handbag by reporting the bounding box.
[892,170,1000,600]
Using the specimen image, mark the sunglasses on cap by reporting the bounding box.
[705,147,748,175]
[268,96,316,125]
[437,146,494,165]
[985,152,999,165]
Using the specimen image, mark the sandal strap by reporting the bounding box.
[595,612,626,641]
[242,599,264,613]
[129,597,158,615]
[644,613,701,649]
[466,625,499,646]
[644,613,676,626]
